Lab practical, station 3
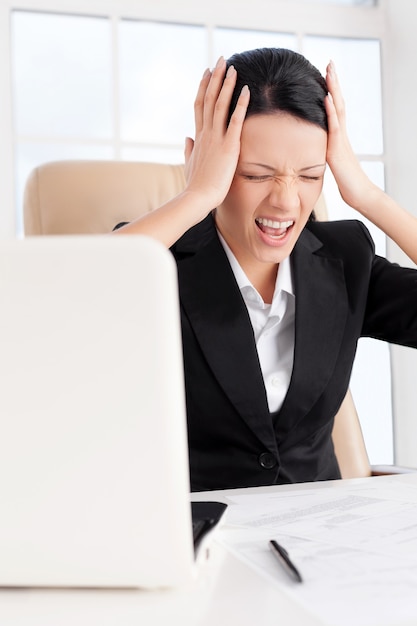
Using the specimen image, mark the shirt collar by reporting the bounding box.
[217,230,295,303]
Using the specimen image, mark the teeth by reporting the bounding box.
[255,218,294,229]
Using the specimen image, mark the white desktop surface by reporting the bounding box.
[2,473,417,626]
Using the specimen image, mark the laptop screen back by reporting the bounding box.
[0,235,195,588]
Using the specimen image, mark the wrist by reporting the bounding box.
[179,187,217,222]
[352,182,385,217]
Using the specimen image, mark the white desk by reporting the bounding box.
[2,474,417,626]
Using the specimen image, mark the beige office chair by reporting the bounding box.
[23,160,411,479]
[23,160,186,235]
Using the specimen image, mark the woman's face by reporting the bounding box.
[215,113,327,280]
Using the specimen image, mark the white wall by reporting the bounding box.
[383,0,417,466]
[0,1,16,237]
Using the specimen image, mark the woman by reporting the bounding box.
[116,48,417,491]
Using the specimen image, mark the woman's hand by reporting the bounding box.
[325,61,378,212]
[326,60,417,265]
[184,57,250,215]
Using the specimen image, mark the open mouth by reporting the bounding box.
[255,217,294,240]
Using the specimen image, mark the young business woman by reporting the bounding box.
[115,48,417,491]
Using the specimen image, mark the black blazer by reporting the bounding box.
[171,213,417,492]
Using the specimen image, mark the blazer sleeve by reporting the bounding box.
[359,222,417,348]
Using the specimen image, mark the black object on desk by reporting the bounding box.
[269,539,303,583]
[191,501,228,553]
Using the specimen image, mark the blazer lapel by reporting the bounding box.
[175,217,349,448]
[277,227,348,433]
[175,216,276,451]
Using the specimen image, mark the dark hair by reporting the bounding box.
[226,48,328,131]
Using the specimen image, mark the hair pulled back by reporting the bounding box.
[226,48,328,131]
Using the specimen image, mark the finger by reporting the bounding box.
[202,56,227,127]
[194,68,212,134]
[324,92,339,136]
[326,60,346,126]
[211,64,239,133]
[184,136,194,163]
[226,84,250,140]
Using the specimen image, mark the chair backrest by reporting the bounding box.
[23,159,371,478]
[331,388,371,478]
[23,160,186,235]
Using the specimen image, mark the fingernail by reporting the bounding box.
[226,65,235,78]
[215,56,224,69]
[241,85,249,96]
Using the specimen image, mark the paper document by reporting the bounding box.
[218,474,417,626]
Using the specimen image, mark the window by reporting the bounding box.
[12,11,114,233]
[119,20,207,159]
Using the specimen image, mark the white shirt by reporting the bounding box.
[218,233,295,413]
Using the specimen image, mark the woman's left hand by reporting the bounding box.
[325,61,378,212]
[326,61,417,265]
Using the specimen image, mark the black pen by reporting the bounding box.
[269,539,303,583]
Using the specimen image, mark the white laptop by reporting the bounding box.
[0,235,225,589]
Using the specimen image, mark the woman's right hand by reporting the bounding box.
[183,57,250,217]
[113,58,249,247]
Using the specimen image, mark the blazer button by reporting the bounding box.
[258,452,277,469]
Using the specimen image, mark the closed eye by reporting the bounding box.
[241,174,272,182]
[299,175,322,182]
